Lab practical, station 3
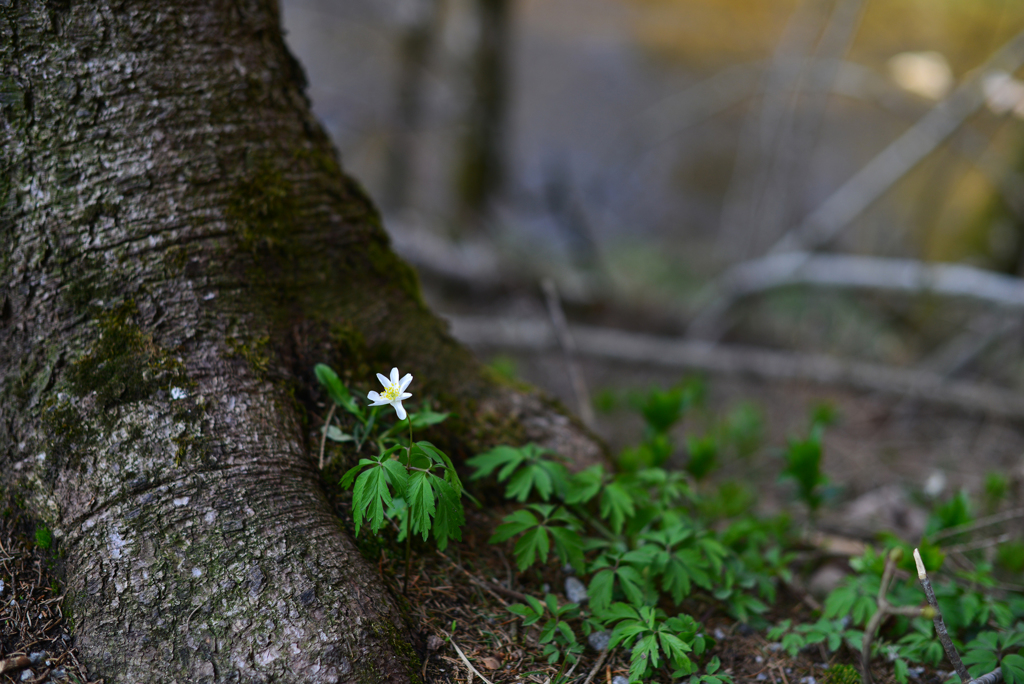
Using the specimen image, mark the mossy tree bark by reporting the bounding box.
[0,1,600,682]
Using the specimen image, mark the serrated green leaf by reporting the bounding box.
[1002,654,1024,684]
[589,570,616,613]
[352,466,391,535]
[381,458,409,496]
[406,471,436,541]
[490,509,539,543]
[514,526,550,571]
[507,463,552,502]
[600,482,636,534]
[431,476,464,550]
[549,525,586,574]
[566,465,604,504]
[468,445,525,480]
[617,565,648,607]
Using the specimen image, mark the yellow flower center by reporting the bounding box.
[382,385,401,401]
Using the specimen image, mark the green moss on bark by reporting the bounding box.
[65,300,189,414]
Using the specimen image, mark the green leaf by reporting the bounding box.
[589,569,616,613]
[490,509,539,543]
[381,458,409,496]
[352,465,392,535]
[321,425,354,443]
[468,445,525,480]
[1002,654,1024,684]
[600,481,636,534]
[566,465,604,504]
[314,364,361,415]
[409,409,450,430]
[514,526,550,571]
[507,463,553,502]
[631,633,660,681]
[431,477,465,550]
[548,525,586,574]
[406,471,436,541]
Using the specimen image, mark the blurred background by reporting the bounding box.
[283,0,1024,535]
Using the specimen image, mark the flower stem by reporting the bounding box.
[404,415,414,594]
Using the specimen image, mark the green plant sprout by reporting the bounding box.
[315,363,466,591]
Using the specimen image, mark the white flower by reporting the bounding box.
[367,367,413,420]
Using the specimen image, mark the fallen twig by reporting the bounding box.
[318,403,337,470]
[914,548,971,683]
[440,551,531,603]
[581,649,610,684]
[448,315,1024,420]
[928,506,1024,543]
[451,638,496,684]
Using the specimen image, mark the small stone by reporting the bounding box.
[28,653,44,665]
[20,670,33,681]
[756,675,768,681]
[565,577,588,603]
[541,583,550,593]
[427,635,444,651]
[481,657,501,670]
[713,628,725,640]
[612,676,630,684]
[588,630,611,652]
[800,677,816,684]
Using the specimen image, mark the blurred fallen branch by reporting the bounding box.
[688,251,1024,339]
[694,26,1024,338]
[447,314,1024,420]
[774,26,1024,255]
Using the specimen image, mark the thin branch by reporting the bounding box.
[318,403,337,470]
[440,552,532,603]
[448,315,1024,420]
[451,638,496,684]
[929,507,1024,542]
[542,278,595,429]
[914,549,970,683]
[942,533,1013,555]
[581,649,610,684]
[969,668,1003,684]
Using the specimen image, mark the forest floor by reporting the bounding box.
[5,249,1023,684]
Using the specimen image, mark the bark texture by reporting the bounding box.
[0,1,600,682]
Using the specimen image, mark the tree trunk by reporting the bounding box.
[0,1,600,682]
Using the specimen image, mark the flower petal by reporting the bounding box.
[399,373,413,391]
[398,392,412,401]
[390,367,400,385]
[393,401,407,420]
[376,373,390,388]
[367,391,382,401]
